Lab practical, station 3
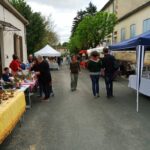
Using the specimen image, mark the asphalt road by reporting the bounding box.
[1,66,150,150]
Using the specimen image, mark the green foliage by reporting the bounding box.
[71,2,97,37]
[68,12,117,54]
[10,0,59,54]
[85,2,97,15]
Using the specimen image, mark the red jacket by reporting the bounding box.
[9,60,20,72]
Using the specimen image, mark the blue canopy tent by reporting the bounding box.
[109,30,150,112]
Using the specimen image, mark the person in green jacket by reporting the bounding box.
[87,51,102,97]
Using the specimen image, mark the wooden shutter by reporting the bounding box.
[19,36,23,62]
[14,34,17,55]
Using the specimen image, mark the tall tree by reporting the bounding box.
[86,2,97,15]
[10,0,59,54]
[68,12,117,53]
[71,10,86,37]
[71,2,97,37]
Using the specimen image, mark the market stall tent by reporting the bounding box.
[87,47,104,56]
[34,45,61,57]
[109,30,150,112]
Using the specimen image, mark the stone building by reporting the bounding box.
[101,0,150,64]
[0,0,28,74]
[101,0,150,44]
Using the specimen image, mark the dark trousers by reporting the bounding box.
[90,75,100,96]
[105,75,113,97]
[42,81,50,98]
[50,85,53,93]
[38,79,43,97]
[71,73,78,90]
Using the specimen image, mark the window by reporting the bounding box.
[130,24,136,38]
[143,18,150,33]
[121,28,126,41]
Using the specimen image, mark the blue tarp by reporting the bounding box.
[109,30,150,50]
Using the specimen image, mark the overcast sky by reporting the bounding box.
[26,0,109,43]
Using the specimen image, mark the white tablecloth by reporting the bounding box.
[18,85,30,92]
[49,63,59,70]
[128,75,150,97]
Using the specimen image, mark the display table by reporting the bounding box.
[49,62,59,70]
[21,80,36,92]
[0,91,26,144]
[20,80,36,108]
[19,85,31,109]
[128,75,150,97]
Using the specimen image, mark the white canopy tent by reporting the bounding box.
[34,45,61,57]
[87,47,104,56]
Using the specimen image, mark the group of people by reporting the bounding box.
[70,48,117,98]
[1,54,54,101]
[1,47,117,100]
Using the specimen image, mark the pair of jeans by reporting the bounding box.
[90,75,100,96]
[105,75,113,97]
[71,73,78,90]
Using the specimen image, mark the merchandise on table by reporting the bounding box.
[0,91,26,144]
[0,89,16,102]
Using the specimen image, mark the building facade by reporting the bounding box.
[101,0,150,44]
[0,0,28,75]
[101,0,150,64]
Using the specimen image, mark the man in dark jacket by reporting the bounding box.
[36,56,51,100]
[102,48,116,98]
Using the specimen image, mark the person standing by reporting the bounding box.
[2,67,12,82]
[9,54,21,75]
[102,48,116,98]
[70,55,80,91]
[87,51,102,98]
[28,54,34,64]
[67,55,71,65]
[36,56,51,101]
[30,58,42,97]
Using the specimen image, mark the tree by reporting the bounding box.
[68,12,117,53]
[71,10,86,37]
[86,2,97,15]
[71,2,97,37]
[10,0,59,54]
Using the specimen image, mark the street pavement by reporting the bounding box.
[1,65,150,150]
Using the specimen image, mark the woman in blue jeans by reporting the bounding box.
[87,51,102,98]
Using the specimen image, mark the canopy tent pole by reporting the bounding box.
[136,45,145,112]
[109,30,150,112]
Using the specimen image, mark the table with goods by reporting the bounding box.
[0,89,26,144]
[1,70,37,108]
[128,71,150,97]
[0,70,38,144]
